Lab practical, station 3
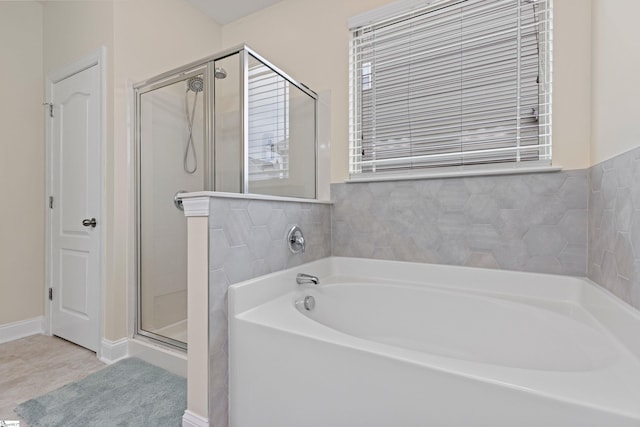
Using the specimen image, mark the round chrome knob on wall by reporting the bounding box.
[287,225,305,253]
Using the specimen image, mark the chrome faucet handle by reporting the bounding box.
[287,225,305,253]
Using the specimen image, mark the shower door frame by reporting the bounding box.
[133,66,211,350]
[133,45,319,350]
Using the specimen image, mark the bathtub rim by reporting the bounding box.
[228,256,640,360]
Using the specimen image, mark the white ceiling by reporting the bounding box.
[186,0,283,25]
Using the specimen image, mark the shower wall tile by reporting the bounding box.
[207,197,331,427]
[589,146,640,310]
[331,170,589,276]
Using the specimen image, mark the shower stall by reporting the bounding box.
[134,45,318,349]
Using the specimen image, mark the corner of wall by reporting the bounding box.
[587,144,640,310]
[0,317,45,345]
[589,0,640,166]
[551,0,592,170]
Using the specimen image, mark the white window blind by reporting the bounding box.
[248,57,290,181]
[349,0,552,177]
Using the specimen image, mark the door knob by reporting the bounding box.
[82,218,97,228]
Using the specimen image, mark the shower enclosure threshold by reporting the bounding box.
[128,336,187,377]
[152,319,188,343]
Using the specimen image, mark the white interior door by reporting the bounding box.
[49,64,101,352]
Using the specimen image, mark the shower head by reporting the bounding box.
[214,67,227,79]
[187,76,204,93]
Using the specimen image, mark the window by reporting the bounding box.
[349,0,552,178]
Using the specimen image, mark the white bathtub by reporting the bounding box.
[228,257,640,427]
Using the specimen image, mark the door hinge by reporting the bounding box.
[48,287,53,301]
[49,196,54,209]
[43,102,54,118]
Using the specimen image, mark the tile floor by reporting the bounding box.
[0,334,106,426]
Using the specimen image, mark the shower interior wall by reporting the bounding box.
[139,80,206,339]
[214,54,242,193]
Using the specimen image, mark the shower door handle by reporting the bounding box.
[82,218,97,228]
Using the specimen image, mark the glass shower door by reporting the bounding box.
[137,69,207,348]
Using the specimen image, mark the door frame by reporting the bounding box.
[44,47,107,358]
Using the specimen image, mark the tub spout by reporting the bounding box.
[296,273,319,285]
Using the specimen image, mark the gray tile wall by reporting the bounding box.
[589,147,640,310]
[208,197,331,427]
[331,170,589,276]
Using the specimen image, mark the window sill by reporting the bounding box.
[346,163,562,183]
[179,191,332,204]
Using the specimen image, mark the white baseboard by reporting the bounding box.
[182,410,209,427]
[99,337,129,364]
[0,316,44,344]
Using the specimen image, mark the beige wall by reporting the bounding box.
[590,0,640,165]
[0,2,44,326]
[553,0,592,170]
[43,1,115,75]
[222,0,594,180]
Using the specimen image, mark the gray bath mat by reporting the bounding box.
[15,357,186,427]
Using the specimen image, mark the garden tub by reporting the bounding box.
[229,257,640,426]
